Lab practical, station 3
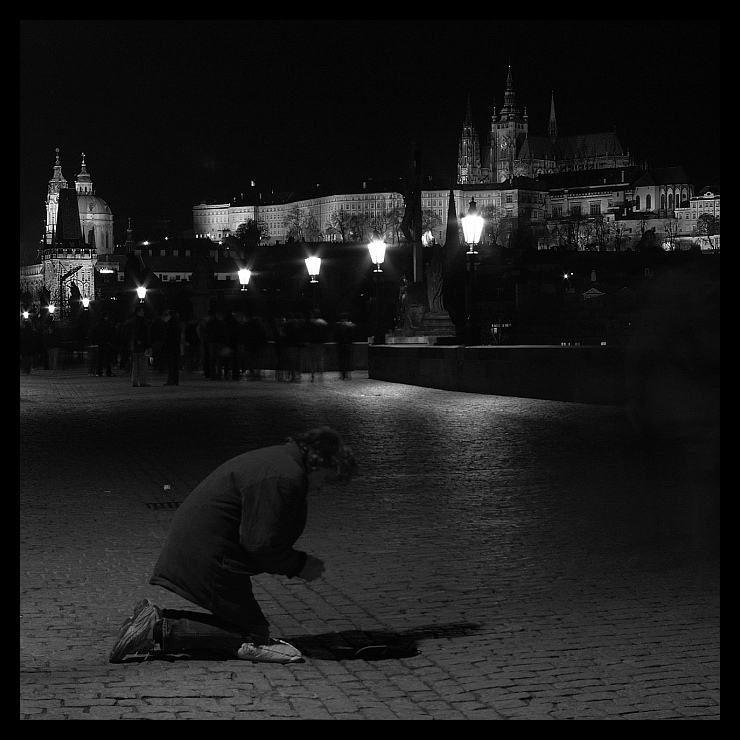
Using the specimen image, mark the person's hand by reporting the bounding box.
[298,554,325,582]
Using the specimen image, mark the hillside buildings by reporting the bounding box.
[458,67,631,184]
[20,68,718,320]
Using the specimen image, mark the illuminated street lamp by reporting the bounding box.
[48,304,56,316]
[238,268,251,291]
[136,285,147,303]
[461,198,485,345]
[305,256,321,283]
[367,231,387,345]
[237,267,252,314]
[305,256,321,310]
[82,296,90,310]
[368,230,387,273]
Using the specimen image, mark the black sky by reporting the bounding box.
[20,19,720,252]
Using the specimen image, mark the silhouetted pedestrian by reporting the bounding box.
[241,314,268,380]
[163,310,181,386]
[20,320,39,374]
[203,311,226,380]
[272,317,288,381]
[149,312,168,374]
[89,311,118,377]
[43,319,64,371]
[283,313,306,382]
[334,313,356,380]
[222,310,240,380]
[307,310,330,382]
[183,318,201,372]
[128,305,152,387]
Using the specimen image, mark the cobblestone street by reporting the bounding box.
[20,366,720,720]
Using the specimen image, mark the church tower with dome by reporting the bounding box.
[20,150,115,318]
[44,150,114,253]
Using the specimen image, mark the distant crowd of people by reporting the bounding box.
[20,307,358,386]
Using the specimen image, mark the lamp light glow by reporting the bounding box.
[368,231,387,271]
[305,256,321,283]
[461,198,485,251]
[238,268,251,290]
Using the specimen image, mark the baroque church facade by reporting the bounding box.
[458,67,631,184]
[20,151,114,316]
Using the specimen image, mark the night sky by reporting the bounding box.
[20,19,720,254]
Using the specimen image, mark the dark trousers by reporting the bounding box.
[97,345,115,376]
[159,609,270,655]
[166,351,180,385]
[337,343,352,378]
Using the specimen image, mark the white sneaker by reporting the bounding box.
[238,638,303,663]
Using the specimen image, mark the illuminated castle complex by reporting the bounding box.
[458,67,631,185]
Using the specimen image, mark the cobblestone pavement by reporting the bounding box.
[20,365,720,720]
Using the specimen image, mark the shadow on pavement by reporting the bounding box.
[285,621,483,661]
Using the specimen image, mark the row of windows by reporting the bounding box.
[154,273,253,282]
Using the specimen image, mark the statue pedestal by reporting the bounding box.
[387,309,458,344]
[417,310,457,338]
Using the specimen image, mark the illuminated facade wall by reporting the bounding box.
[674,189,720,235]
[191,184,546,248]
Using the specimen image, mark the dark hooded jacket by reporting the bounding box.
[150,441,309,626]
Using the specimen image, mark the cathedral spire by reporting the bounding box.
[444,189,462,258]
[464,93,473,125]
[499,64,518,118]
[548,91,558,142]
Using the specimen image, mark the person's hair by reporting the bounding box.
[289,427,356,482]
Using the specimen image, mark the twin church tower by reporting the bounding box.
[458,66,630,185]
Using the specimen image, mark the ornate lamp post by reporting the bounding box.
[136,285,147,304]
[238,268,251,314]
[305,256,321,309]
[367,230,387,345]
[461,198,485,345]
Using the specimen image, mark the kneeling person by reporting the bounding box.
[109,427,356,664]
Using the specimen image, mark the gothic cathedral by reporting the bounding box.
[458,67,631,185]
